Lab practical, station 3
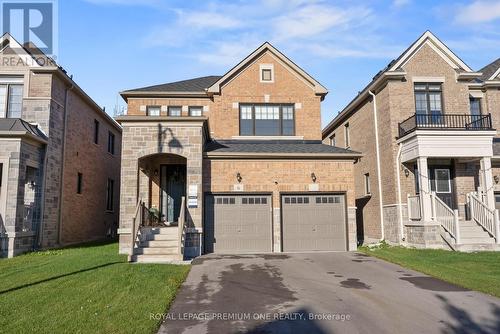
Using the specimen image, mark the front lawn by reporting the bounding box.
[360,244,500,298]
[0,242,190,334]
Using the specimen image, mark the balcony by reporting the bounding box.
[398,113,493,138]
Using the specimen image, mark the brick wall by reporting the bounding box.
[60,79,122,245]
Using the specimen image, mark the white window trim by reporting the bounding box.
[434,169,451,194]
[411,76,445,83]
[259,64,274,83]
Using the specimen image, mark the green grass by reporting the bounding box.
[0,242,190,334]
[360,243,500,298]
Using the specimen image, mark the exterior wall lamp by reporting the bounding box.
[404,168,410,177]
[311,173,317,183]
[236,172,242,183]
[494,175,499,184]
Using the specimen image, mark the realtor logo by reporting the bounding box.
[0,0,58,57]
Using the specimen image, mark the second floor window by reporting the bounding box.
[414,83,442,116]
[470,97,481,116]
[0,83,23,118]
[344,123,350,148]
[364,173,371,195]
[108,131,115,155]
[239,104,294,136]
[94,120,99,144]
[189,106,202,116]
[77,173,83,194]
[168,106,181,117]
[147,106,160,116]
[329,134,336,146]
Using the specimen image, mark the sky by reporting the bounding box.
[41,0,500,126]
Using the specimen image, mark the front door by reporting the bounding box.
[429,167,455,209]
[160,164,186,223]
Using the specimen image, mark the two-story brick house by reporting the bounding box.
[0,34,122,257]
[117,42,361,262]
[322,31,500,251]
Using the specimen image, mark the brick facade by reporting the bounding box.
[0,48,122,257]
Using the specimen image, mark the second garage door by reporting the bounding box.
[204,194,272,254]
[281,194,347,252]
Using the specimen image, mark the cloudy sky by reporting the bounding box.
[50,0,500,125]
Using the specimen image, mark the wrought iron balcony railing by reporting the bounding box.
[398,113,493,138]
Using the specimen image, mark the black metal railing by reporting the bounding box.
[398,113,493,138]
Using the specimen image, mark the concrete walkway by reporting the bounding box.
[158,252,500,334]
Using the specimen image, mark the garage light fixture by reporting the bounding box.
[236,172,242,183]
[311,173,317,183]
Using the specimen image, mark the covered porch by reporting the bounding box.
[397,128,500,250]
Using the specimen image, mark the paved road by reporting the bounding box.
[158,252,500,334]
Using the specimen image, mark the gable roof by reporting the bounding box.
[478,58,500,81]
[122,75,221,94]
[207,42,328,97]
[322,30,476,138]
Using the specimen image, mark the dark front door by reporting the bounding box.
[160,164,186,223]
[429,167,456,209]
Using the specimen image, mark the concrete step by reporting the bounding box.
[460,230,493,238]
[459,237,495,244]
[143,227,179,235]
[144,234,178,241]
[456,243,499,252]
[134,246,178,255]
[130,254,182,264]
[140,240,178,248]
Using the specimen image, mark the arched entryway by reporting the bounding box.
[138,153,187,225]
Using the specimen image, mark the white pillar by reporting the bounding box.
[481,157,495,210]
[417,157,432,222]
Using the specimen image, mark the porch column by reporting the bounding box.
[480,157,495,210]
[417,156,432,222]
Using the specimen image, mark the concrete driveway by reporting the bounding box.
[158,252,500,334]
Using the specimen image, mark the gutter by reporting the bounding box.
[368,90,385,241]
[203,152,363,159]
[57,82,74,245]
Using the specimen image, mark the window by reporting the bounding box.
[262,69,272,81]
[239,104,295,136]
[93,120,99,144]
[364,173,371,195]
[108,131,115,155]
[189,106,202,116]
[260,64,274,82]
[344,123,350,148]
[0,163,3,188]
[77,173,83,194]
[147,106,160,116]
[414,83,443,118]
[329,134,336,146]
[434,169,451,193]
[106,178,114,211]
[0,83,23,118]
[168,106,181,117]
[470,97,481,116]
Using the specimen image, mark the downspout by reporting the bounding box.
[368,90,385,241]
[395,143,405,242]
[57,82,74,245]
[36,144,49,248]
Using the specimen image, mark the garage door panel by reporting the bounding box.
[282,194,347,252]
[205,194,272,254]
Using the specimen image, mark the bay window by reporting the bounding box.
[239,104,295,136]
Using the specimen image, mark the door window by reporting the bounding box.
[434,169,451,193]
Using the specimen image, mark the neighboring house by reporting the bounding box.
[322,31,500,251]
[0,34,122,257]
[117,42,361,262]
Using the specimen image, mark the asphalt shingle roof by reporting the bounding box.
[204,140,360,155]
[478,58,500,82]
[123,75,222,93]
[0,118,47,140]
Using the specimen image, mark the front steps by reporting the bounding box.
[443,220,499,252]
[130,227,185,263]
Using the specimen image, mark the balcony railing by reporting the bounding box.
[398,113,493,138]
